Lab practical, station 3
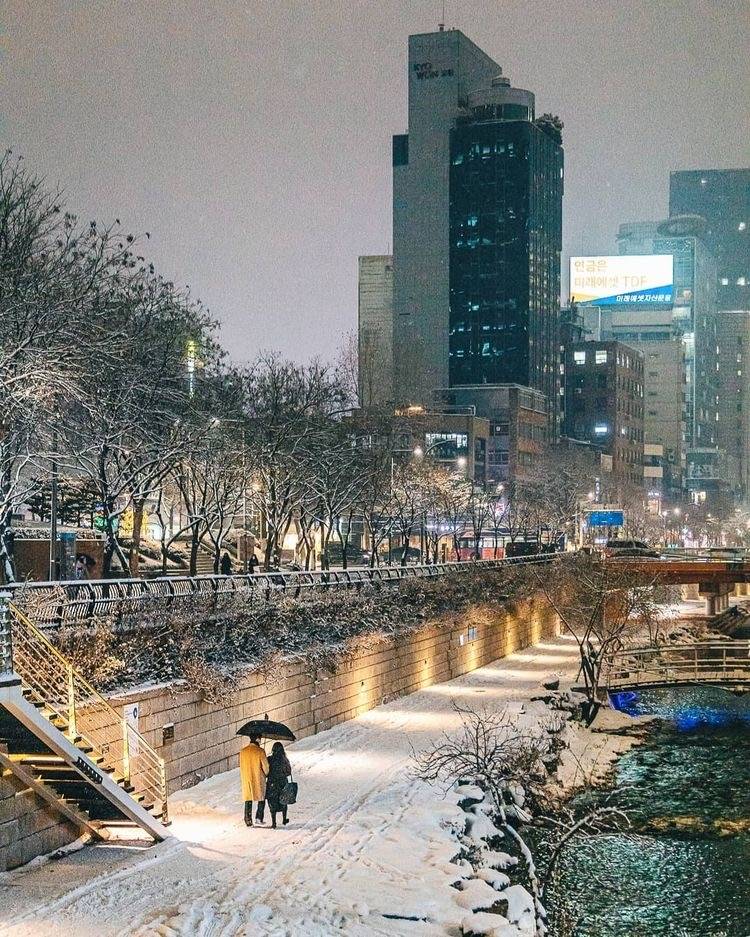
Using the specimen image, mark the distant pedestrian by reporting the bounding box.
[220,551,232,575]
[248,552,260,574]
[239,736,269,826]
[265,742,292,829]
[74,554,88,580]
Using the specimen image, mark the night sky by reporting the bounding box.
[3,1,748,364]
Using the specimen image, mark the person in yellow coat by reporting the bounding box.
[239,736,269,826]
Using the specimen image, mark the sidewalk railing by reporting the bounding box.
[5,556,552,629]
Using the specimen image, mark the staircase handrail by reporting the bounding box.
[7,602,168,822]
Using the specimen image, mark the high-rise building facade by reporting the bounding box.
[617,217,718,449]
[565,341,644,488]
[584,307,685,495]
[715,309,750,497]
[669,169,750,312]
[357,255,394,407]
[391,29,563,428]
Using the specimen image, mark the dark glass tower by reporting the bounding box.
[391,29,563,433]
[669,169,750,311]
[448,117,563,411]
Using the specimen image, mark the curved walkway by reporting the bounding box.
[0,635,582,937]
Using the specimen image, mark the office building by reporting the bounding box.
[715,310,750,497]
[584,307,685,495]
[357,255,394,407]
[565,341,644,487]
[391,29,563,428]
[669,169,750,312]
[393,407,490,485]
[617,216,718,449]
[446,384,548,485]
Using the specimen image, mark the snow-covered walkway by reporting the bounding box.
[0,635,583,937]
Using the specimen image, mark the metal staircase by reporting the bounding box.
[0,594,168,842]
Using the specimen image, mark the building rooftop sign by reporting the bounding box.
[571,255,673,306]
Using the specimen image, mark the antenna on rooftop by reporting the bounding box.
[438,0,445,30]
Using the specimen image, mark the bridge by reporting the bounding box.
[610,552,750,615]
[604,640,750,693]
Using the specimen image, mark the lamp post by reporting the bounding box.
[49,428,59,581]
[414,442,468,562]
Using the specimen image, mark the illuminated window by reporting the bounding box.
[721,278,729,286]
[574,350,586,365]
[738,277,747,287]
[740,222,747,232]
[595,350,608,365]
[594,423,608,435]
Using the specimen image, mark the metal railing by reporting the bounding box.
[604,640,750,690]
[5,601,168,821]
[0,591,13,676]
[5,556,552,629]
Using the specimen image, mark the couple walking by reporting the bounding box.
[239,737,292,828]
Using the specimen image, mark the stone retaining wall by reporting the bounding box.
[1,593,557,869]
[112,594,558,793]
[0,751,79,872]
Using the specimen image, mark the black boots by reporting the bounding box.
[244,801,253,827]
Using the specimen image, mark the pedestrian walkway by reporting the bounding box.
[0,635,582,937]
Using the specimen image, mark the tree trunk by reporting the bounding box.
[160,533,169,575]
[102,505,128,577]
[0,507,15,584]
[189,527,201,576]
[129,497,145,577]
[263,528,275,571]
[400,528,411,566]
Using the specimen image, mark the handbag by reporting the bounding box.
[279,772,298,806]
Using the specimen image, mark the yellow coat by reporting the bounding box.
[239,742,269,801]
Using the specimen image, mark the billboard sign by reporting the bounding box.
[587,510,624,527]
[570,255,673,306]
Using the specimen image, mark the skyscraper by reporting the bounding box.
[391,29,563,426]
[617,217,718,450]
[357,255,394,408]
[669,170,750,312]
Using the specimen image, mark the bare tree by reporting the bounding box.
[0,152,138,580]
[415,703,629,936]
[525,555,663,721]
[239,355,348,570]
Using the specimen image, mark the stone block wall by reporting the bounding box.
[111,594,558,793]
[0,750,79,872]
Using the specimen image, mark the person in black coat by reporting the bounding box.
[220,552,232,575]
[265,742,292,828]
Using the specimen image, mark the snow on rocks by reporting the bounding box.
[475,867,511,890]
[465,807,501,841]
[456,782,486,802]
[454,877,505,911]
[502,884,539,933]
[462,910,518,936]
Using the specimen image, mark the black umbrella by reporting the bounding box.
[237,715,296,742]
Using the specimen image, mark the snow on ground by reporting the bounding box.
[0,635,584,937]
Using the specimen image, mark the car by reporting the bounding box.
[609,547,661,559]
[605,539,660,559]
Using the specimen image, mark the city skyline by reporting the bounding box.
[3,1,749,364]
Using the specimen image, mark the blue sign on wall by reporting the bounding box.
[587,510,624,527]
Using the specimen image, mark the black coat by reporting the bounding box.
[266,752,291,807]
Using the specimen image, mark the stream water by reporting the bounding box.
[548,686,750,937]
